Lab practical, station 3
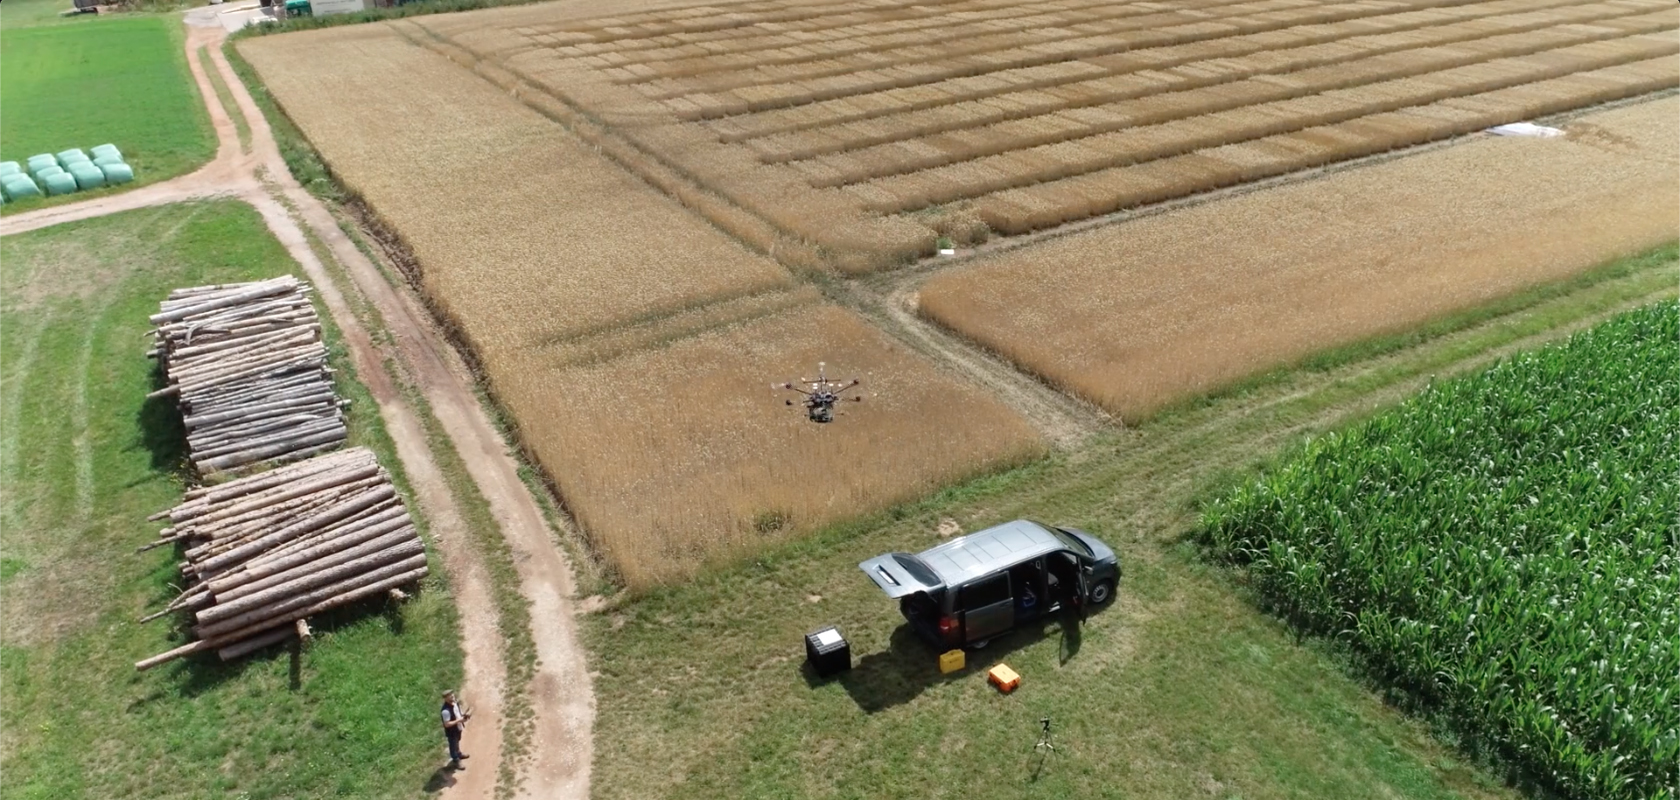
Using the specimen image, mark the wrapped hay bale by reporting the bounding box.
[90,143,122,160]
[69,163,106,190]
[26,154,57,172]
[2,176,42,201]
[0,161,20,177]
[41,172,78,196]
[56,148,89,166]
[31,162,64,181]
[100,162,135,184]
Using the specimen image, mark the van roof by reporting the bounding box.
[914,520,1067,587]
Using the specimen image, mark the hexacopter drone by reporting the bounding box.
[776,362,862,423]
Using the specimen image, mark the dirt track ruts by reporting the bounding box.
[0,13,593,800]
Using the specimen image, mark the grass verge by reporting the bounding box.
[0,15,213,213]
[0,201,460,800]
[582,247,1675,800]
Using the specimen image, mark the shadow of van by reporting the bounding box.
[810,604,1088,713]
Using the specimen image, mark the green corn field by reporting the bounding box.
[1202,301,1678,800]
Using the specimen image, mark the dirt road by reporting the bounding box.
[1,13,592,800]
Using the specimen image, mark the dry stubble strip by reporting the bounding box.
[849,35,1679,216]
[632,0,1338,101]
[706,0,1649,141]
[641,0,1515,116]
[528,0,954,49]
[748,1,1668,163]
[570,0,1118,74]
[975,56,1680,234]
[613,0,1135,84]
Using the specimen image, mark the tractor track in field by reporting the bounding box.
[1,14,593,800]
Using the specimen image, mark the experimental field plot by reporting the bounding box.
[410,0,1678,270]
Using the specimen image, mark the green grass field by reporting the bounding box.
[0,11,213,212]
[0,201,461,800]
[1203,301,1679,800]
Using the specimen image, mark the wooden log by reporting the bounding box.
[215,528,419,605]
[233,508,410,579]
[194,485,395,575]
[139,566,426,670]
[212,565,427,645]
[197,543,425,628]
[135,638,213,671]
[149,278,298,324]
[176,451,374,509]
[136,531,189,553]
[187,490,394,562]
[184,392,338,429]
[195,558,429,639]
[215,626,295,661]
[198,426,347,473]
[186,474,380,533]
[189,416,343,457]
[296,618,312,642]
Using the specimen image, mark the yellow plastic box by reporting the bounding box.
[939,649,965,674]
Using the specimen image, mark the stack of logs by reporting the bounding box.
[135,448,428,670]
[149,276,347,476]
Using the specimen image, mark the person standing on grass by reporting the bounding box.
[442,690,471,770]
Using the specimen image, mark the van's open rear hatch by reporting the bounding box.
[858,553,943,598]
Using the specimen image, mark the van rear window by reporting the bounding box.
[894,554,940,587]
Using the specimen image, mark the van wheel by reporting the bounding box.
[1089,580,1115,605]
[970,638,990,649]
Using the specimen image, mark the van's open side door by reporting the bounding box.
[959,572,1014,644]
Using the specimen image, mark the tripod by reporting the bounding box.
[1034,717,1057,756]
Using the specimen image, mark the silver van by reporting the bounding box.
[859,520,1120,649]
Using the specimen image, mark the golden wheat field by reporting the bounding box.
[241,26,794,370]
[241,25,1044,587]
[396,0,1678,270]
[919,96,1680,422]
[242,0,1677,583]
[494,296,1046,588]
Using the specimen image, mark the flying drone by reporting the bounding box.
[776,362,862,423]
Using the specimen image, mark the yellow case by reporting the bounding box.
[939,649,965,674]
